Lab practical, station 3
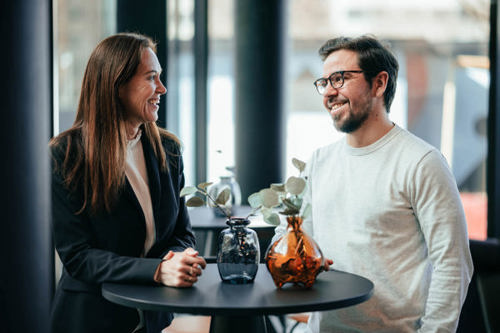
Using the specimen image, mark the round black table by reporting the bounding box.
[102,264,373,333]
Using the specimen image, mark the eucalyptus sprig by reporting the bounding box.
[180,182,232,218]
[247,158,310,226]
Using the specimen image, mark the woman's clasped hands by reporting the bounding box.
[154,248,207,287]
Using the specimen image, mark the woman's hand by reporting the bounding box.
[154,248,207,287]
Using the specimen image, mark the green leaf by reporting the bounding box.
[247,192,262,208]
[279,207,300,216]
[285,176,306,195]
[302,203,312,219]
[289,196,303,209]
[260,188,280,208]
[180,186,198,197]
[215,188,231,205]
[262,209,281,226]
[186,196,205,207]
[282,197,300,210]
[270,183,285,192]
[197,182,213,191]
[292,158,306,172]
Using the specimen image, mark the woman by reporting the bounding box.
[50,33,206,333]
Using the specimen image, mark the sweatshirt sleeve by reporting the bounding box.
[411,150,473,332]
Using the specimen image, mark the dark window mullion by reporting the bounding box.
[488,0,499,238]
[194,0,208,185]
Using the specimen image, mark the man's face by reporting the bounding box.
[322,49,374,133]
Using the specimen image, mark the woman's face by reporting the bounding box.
[119,47,167,130]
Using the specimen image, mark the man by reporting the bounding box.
[278,36,473,332]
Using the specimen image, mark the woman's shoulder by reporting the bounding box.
[49,128,82,161]
[158,128,182,155]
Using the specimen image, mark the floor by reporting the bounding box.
[163,314,310,333]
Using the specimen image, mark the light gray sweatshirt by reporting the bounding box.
[274,125,473,332]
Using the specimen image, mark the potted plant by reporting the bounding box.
[247,158,325,288]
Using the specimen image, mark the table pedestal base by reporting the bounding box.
[209,315,268,333]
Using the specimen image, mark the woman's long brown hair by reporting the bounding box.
[50,33,178,214]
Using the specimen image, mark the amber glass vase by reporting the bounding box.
[265,215,324,288]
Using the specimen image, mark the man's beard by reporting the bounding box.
[333,100,372,133]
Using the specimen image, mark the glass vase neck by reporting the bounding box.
[286,215,303,231]
[226,217,250,228]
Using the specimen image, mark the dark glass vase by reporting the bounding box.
[265,215,324,288]
[217,218,260,284]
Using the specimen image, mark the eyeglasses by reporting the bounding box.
[313,70,364,95]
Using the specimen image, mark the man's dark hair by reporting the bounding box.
[318,35,399,112]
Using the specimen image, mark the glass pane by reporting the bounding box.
[207,0,235,182]
[54,0,116,135]
[167,0,196,185]
[286,0,489,240]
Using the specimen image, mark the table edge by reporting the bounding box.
[102,268,374,316]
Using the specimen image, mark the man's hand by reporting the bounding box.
[321,258,334,272]
[154,248,207,287]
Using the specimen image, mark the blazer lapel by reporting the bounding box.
[122,175,144,217]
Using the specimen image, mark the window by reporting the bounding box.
[166,0,196,184]
[286,0,489,239]
[54,0,116,135]
[54,0,490,239]
[207,0,235,181]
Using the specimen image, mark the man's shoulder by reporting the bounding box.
[305,139,345,175]
[393,127,438,157]
[388,127,453,175]
[313,138,344,159]
[158,130,181,155]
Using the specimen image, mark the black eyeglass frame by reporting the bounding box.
[313,70,364,95]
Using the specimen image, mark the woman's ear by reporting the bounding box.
[373,71,389,98]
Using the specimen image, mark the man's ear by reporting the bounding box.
[373,71,389,98]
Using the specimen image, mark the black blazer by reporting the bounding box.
[50,130,195,333]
